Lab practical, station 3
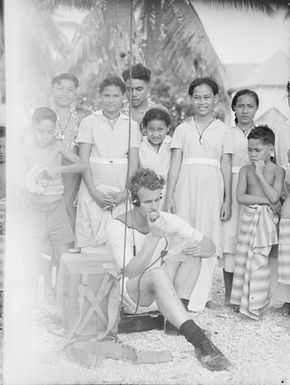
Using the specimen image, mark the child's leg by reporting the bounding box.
[39,253,54,299]
[49,197,75,290]
[223,270,233,305]
[222,253,235,305]
[54,244,69,267]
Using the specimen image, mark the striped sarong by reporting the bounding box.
[278,218,290,284]
[230,205,278,320]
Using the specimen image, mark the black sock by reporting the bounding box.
[180,298,189,310]
[179,319,207,348]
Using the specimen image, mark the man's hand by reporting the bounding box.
[254,160,265,177]
[146,213,167,239]
[182,239,202,257]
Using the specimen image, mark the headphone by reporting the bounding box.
[130,192,163,207]
[131,192,141,207]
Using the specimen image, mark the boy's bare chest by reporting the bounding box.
[247,167,275,189]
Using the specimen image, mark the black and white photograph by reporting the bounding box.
[1,0,290,384]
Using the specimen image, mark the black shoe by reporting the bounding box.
[195,339,231,372]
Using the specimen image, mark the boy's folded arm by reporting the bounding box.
[58,141,88,174]
[256,167,285,204]
[236,166,269,205]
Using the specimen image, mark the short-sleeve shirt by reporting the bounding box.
[106,211,203,272]
[170,118,233,160]
[76,110,141,159]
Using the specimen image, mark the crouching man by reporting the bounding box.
[106,168,231,372]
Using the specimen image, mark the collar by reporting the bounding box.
[93,109,129,120]
[142,135,171,145]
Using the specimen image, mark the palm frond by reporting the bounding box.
[193,0,277,15]
[161,0,227,90]
[137,0,164,59]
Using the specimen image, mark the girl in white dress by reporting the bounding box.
[165,78,233,312]
[75,77,140,248]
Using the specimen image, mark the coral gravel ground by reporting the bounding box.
[2,267,290,385]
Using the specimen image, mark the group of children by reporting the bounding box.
[21,63,290,319]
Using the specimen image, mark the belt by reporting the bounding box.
[90,157,127,165]
[182,158,220,168]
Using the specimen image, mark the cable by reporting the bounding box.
[120,0,134,313]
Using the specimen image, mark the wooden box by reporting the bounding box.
[57,246,119,339]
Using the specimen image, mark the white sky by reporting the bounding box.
[194,3,289,64]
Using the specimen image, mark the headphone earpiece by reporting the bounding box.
[131,193,140,207]
[130,191,163,207]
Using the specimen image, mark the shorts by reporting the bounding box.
[122,277,158,314]
[26,196,74,249]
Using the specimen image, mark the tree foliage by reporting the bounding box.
[14,0,287,113]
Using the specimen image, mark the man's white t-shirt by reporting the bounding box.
[106,211,203,273]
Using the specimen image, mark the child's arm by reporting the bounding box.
[220,153,232,221]
[78,142,114,209]
[128,147,139,178]
[237,166,269,205]
[164,148,182,214]
[108,147,139,206]
[46,141,87,177]
[255,161,285,204]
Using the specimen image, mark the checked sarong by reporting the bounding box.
[230,205,278,320]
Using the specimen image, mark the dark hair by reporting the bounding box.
[128,168,165,197]
[231,89,259,111]
[141,108,171,128]
[51,73,79,88]
[287,81,290,94]
[188,77,219,96]
[248,125,275,145]
[32,107,57,125]
[122,63,151,83]
[99,76,125,94]
[231,89,259,124]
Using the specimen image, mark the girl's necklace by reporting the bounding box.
[56,112,72,140]
[102,111,120,128]
[237,124,254,138]
[194,116,214,145]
